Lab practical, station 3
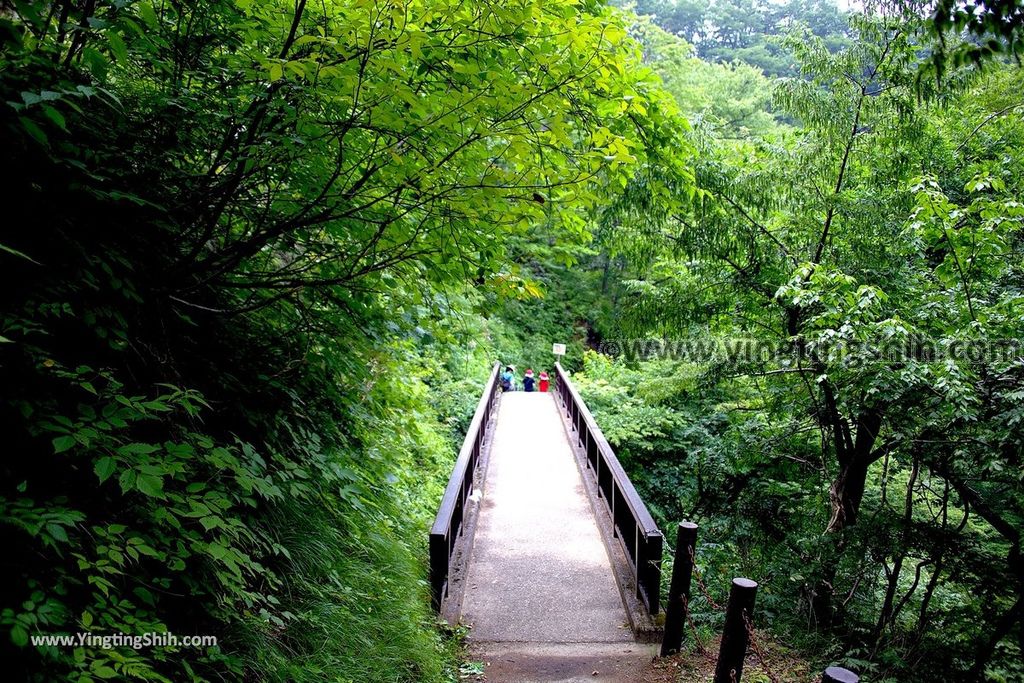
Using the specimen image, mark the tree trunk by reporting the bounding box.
[810,564,837,630]
[813,404,883,627]
[968,592,1023,680]
[829,458,871,530]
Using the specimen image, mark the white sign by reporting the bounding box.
[552,343,566,356]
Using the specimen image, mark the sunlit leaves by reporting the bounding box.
[128,0,696,304]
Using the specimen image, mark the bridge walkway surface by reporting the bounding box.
[459,391,655,682]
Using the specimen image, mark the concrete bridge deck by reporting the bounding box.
[459,392,654,681]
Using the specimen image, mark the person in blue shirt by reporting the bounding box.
[500,366,515,392]
[523,369,536,392]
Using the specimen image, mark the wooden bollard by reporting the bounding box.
[660,521,698,656]
[713,578,758,683]
[822,667,859,682]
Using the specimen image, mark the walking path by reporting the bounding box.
[460,392,654,681]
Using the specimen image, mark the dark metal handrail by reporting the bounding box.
[553,362,664,615]
[429,362,502,610]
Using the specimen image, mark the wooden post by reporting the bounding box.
[713,578,758,683]
[660,522,698,656]
[822,667,859,683]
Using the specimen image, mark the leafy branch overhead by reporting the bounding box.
[10,0,695,313]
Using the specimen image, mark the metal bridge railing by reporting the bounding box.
[552,362,664,616]
[428,362,501,610]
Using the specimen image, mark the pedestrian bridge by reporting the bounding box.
[429,364,863,683]
[429,363,663,681]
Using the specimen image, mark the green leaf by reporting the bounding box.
[117,443,160,456]
[19,117,48,145]
[133,587,156,606]
[94,457,117,484]
[137,3,159,28]
[10,624,28,647]
[0,242,40,264]
[118,469,136,493]
[40,104,66,131]
[53,436,76,453]
[46,522,69,543]
[206,542,228,560]
[135,544,160,558]
[107,32,128,63]
[135,473,164,497]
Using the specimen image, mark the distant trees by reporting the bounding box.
[621,0,852,76]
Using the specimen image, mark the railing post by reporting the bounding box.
[553,362,664,619]
[713,578,758,683]
[646,531,662,616]
[822,667,859,683]
[610,479,615,534]
[661,522,698,656]
[429,533,448,610]
[634,524,642,600]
